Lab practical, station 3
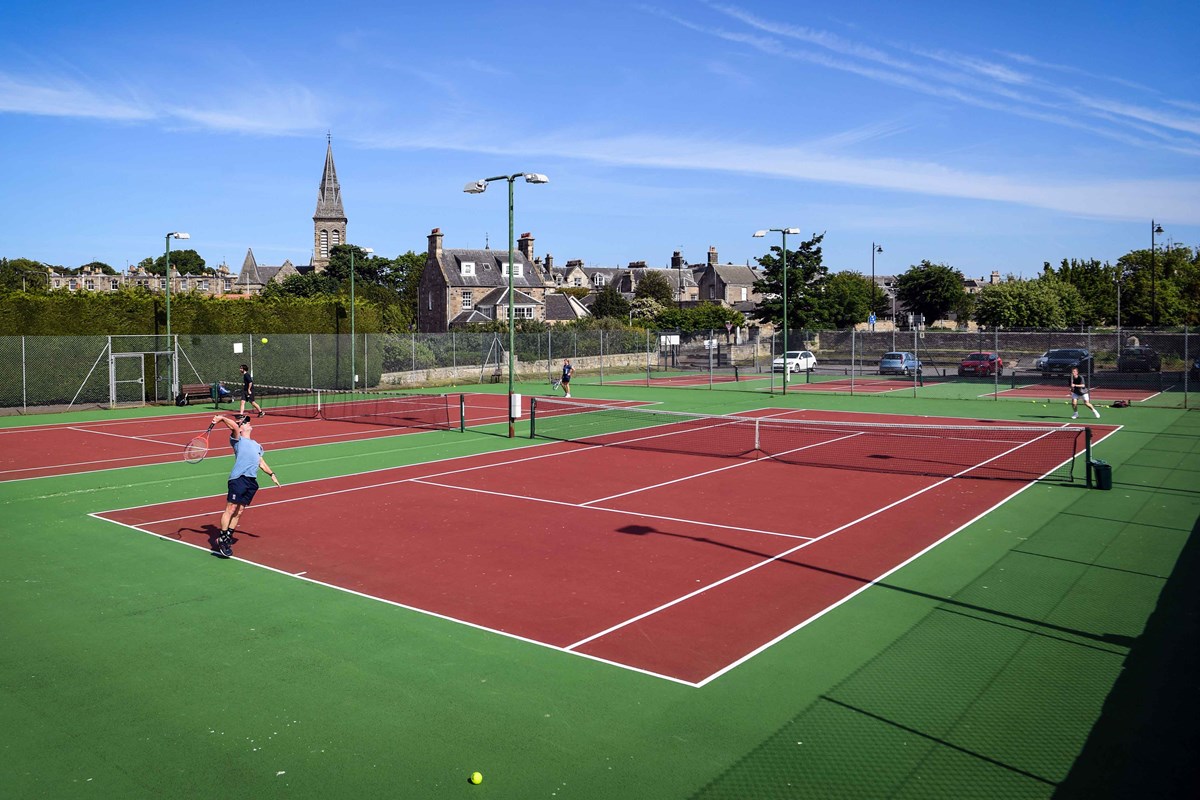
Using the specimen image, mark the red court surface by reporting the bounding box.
[756,376,918,394]
[0,393,528,482]
[93,409,1118,686]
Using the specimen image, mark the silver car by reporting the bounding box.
[879,351,921,376]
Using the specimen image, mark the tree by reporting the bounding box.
[821,271,873,329]
[894,261,966,325]
[262,272,339,299]
[151,248,208,275]
[628,297,663,326]
[79,261,116,275]
[634,270,675,305]
[973,280,1067,328]
[0,258,53,292]
[752,231,830,331]
[591,282,630,320]
[655,302,745,332]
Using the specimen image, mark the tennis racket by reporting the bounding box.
[551,379,562,389]
[183,422,216,464]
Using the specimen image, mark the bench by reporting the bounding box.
[176,383,227,407]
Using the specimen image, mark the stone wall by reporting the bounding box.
[378,353,651,388]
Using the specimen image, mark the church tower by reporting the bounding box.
[312,135,347,271]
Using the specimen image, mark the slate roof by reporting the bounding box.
[436,249,547,290]
[544,293,591,321]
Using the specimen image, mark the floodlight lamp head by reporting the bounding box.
[463,180,488,194]
[1154,224,1164,234]
[169,232,190,240]
[875,244,883,253]
[523,173,549,184]
[752,230,767,238]
[363,247,374,254]
[783,228,801,235]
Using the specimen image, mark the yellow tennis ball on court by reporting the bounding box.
[469,772,483,785]
[261,337,268,344]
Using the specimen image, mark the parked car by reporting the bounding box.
[879,351,922,376]
[1039,348,1093,376]
[1116,346,1161,372]
[957,351,1003,377]
[773,350,817,373]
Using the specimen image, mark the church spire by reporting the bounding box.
[312,134,347,271]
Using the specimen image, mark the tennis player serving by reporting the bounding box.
[212,414,280,557]
[1069,367,1100,420]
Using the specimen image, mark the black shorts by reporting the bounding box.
[227,475,259,506]
[561,376,571,385]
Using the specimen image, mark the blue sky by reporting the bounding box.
[2,0,1197,280]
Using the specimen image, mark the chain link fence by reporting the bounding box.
[1,327,1194,414]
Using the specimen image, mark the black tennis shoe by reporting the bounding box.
[217,533,233,557]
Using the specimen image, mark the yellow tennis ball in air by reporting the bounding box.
[261,337,268,344]
[469,772,483,785]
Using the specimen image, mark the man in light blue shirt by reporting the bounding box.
[212,414,280,557]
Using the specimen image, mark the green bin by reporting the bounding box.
[1090,459,1112,491]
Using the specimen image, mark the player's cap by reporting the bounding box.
[236,415,252,426]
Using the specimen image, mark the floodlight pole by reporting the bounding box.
[465,172,549,437]
[870,243,882,331]
[754,227,800,395]
[350,246,373,390]
[1151,219,1164,327]
[164,231,189,397]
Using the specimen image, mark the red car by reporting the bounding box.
[958,351,1003,376]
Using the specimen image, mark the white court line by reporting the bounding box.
[561,426,1069,654]
[87,511,699,687]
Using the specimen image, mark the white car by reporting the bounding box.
[772,350,817,373]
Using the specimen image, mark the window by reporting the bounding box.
[554,274,563,285]
[461,261,475,277]
[320,230,329,258]
[593,274,605,287]
[110,279,119,290]
[200,280,209,290]
[500,261,522,278]
[515,306,534,319]
[224,281,232,291]
[740,287,747,301]
[85,280,95,290]
[573,276,583,287]
[461,291,473,309]
[708,287,716,299]
[331,229,340,247]
[69,279,78,290]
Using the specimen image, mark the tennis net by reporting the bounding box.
[253,385,459,431]
[529,398,1088,482]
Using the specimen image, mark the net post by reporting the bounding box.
[459,394,466,432]
[529,396,538,439]
[1085,426,1093,488]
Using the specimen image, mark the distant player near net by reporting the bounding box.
[559,358,573,398]
[212,414,280,557]
[239,363,264,418]
[1069,366,1100,419]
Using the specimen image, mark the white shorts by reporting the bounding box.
[1071,391,1090,403]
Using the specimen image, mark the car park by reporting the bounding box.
[1116,346,1161,372]
[772,350,817,373]
[879,351,921,376]
[1039,348,1093,376]
[957,351,1003,376]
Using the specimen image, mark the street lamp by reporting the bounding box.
[164,232,190,342]
[1151,219,1164,327]
[350,246,373,391]
[753,227,801,395]
[464,172,549,437]
[870,242,883,331]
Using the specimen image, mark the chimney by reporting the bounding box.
[518,232,534,263]
[428,227,443,260]
[708,246,718,266]
[671,250,685,269]
[544,253,554,270]
[990,270,1000,284]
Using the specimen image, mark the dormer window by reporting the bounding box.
[460,261,475,277]
[500,262,522,278]
[592,274,605,287]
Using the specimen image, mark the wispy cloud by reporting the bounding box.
[681,3,1200,152]
[0,74,154,120]
[166,85,329,136]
